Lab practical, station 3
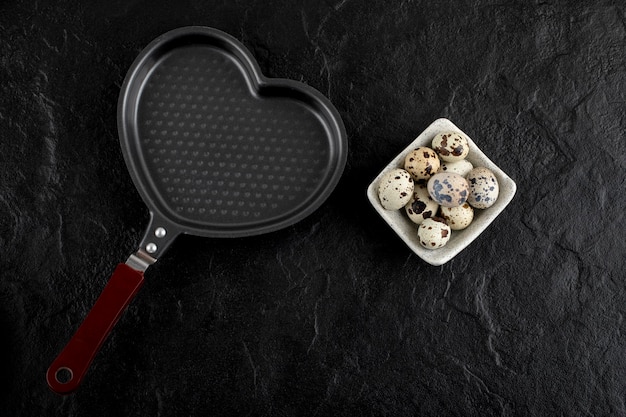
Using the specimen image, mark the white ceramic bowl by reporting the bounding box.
[366,118,517,266]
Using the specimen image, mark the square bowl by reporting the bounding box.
[366,118,517,266]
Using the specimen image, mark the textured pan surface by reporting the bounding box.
[118,27,347,237]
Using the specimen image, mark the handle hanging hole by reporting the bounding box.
[55,367,73,384]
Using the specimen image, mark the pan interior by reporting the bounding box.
[120,30,346,237]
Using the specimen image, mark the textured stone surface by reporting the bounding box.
[2,0,626,416]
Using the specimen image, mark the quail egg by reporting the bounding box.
[377,168,414,210]
[418,217,451,249]
[427,172,469,208]
[405,183,439,224]
[432,132,470,162]
[439,159,474,177]
[466,167,499,209]
[439,203,474,230]
[404,147,440,180]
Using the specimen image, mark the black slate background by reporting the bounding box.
[2,0,626,416]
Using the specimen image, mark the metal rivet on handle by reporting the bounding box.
[146,243,157,253]
[154,227,167,238]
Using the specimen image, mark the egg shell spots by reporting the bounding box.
[427,172,469,208]
[418,217,451,249]
[466,167,499,209]
[405,183,439,224]
[404,147,440,180]
[378,168,415,210]
[432,132,470,162]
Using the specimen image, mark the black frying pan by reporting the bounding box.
[47,26,347,394]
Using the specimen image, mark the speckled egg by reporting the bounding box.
[418,217,451,249]
[439,159,474,177]
[440,203,474,230]
[432,132,470,162]
[466,167,499,209]
[427,172,469,208]
[405,183,439,224]
[377,168,414,210]
[404,147,440,180]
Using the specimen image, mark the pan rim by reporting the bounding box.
[117,26,347,238]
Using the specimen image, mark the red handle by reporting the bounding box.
[46,263,145,394]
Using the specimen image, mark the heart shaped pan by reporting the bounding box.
[47,26,346,394]
[119,26,348,257]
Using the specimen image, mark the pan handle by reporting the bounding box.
[46,263,145,394]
